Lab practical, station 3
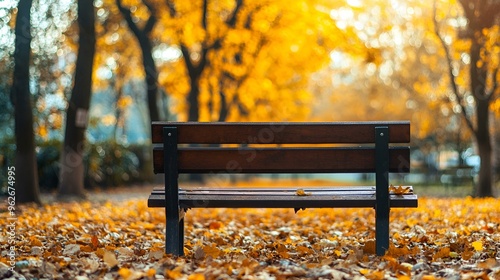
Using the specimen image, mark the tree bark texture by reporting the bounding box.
[58,0,96,200]
[11,0,41,204]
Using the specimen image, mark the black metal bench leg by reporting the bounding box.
[164,127,183,256]
[375,126,390,256]
[166,214,183,256]
[375,207,389,255]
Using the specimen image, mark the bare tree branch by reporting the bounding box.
[432,0,476,134]
[202,0,208,30]
[166,0,176,17]
[226,0,244,27]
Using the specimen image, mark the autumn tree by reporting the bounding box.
[156,0,345,122]
[11,0,41,204]
[433,0,500,197]
[58,0,96,200]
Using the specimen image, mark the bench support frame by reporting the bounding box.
[375,126,390,255]
[164,127,184,256]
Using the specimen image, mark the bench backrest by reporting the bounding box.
[152,121,410,174]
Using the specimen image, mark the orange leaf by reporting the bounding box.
[462,250,474,260]
[203,244,221,258]
[363,240,376,254]
[91,235,99,250]
[80,245,93,252]
[30,236,43,247]
[166,267,183,279]
[209,221,222,230]
[146,269,156,277]
[389,184,412,195]
[432,247,450,261]
[276,243,289,258]
[188,273,206,280]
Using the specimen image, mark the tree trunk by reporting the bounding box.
[11,0,41,204]
[141,40,160,121]
[58,0,96,200]
[469,28,494,197]
[473,82,493,197]
[188,78,200,121]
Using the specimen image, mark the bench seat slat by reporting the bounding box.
[151,121,410,144]
[151,186,414,195]
[153,147,410,174]
[148,187,418,208]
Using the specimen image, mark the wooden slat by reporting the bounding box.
[153,147,410,174]
[151,121,410,144]
[147,186,418,208]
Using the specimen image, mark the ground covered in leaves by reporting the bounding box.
[1,191,500,279]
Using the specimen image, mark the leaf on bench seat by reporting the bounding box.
[389,184,412,195]
[296,189,311,196]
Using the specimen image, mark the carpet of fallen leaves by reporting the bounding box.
[1,194,500,280]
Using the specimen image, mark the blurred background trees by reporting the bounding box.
[1,0,499,201]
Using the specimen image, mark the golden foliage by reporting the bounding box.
[154,0,350,121]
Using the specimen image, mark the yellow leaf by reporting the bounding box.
[472,240,483,251]
[166,267,183,279]
[146,269,156,277]
[118,268,132,279]
[296,189,311,196]
[360,268,370,275]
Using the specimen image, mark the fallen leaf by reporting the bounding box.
[209,221,222,230]
[471,240,483,252]
[188,273,206,280]
[203,244,221,258]
[63,244,81,256]
[389,184,412,195]
[296,189,311,196]
[91,235,99,250]
[103,250,118,268]
[118,267,132,279]
[166,267,183,279]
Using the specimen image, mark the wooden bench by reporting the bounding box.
[148,121,418,256]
